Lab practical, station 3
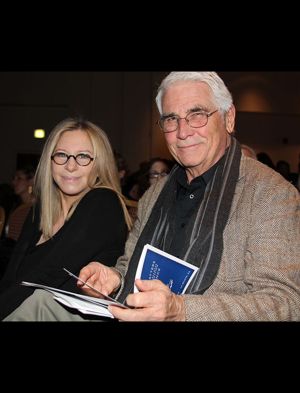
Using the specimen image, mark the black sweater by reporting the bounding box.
[0,188,127,319]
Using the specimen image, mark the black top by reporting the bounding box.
[169,161,220,258]
[0,188,127,319]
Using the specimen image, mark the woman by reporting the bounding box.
[7,165,36,240]
[0,117,131,320]
[148,157,173,186]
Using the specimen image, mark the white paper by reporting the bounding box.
[21,281,128,319]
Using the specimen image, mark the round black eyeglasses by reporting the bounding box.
[51,153,94,166]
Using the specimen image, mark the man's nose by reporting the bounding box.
[176,118,195,139]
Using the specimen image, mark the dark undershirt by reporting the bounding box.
[169,159,222,258]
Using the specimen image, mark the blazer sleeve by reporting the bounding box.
[184,168,300,321]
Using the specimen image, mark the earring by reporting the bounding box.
[28,185,33,195]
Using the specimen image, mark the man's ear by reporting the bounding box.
[225,105,236,134]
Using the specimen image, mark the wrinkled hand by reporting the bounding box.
[109,279,186,321]
[77,262,121,297]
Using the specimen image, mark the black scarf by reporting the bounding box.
[118,137,241,302]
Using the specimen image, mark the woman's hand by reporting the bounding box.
[77,261,121,297]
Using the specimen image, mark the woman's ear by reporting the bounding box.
[28,178,34,194]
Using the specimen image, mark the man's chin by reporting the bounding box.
[181,161,203,169]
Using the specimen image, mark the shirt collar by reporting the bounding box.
[176,153,226,191]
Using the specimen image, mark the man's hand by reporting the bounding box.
[77,262,121,297]
[109,279,186,321]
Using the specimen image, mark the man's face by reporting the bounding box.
[161,81,235,182]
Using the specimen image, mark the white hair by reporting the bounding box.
[155,72,233,115]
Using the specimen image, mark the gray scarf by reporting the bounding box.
[118,137,241,303]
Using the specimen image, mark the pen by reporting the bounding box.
[63,267,127,308]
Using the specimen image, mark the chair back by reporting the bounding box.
[7,203,31,241]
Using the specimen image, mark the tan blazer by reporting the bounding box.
[115,156,300,321]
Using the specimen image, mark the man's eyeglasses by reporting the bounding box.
[51,152,94,166]
[158,109,218,133]
[149,171,168,179]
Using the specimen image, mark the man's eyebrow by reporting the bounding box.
[162,106,208,118]
[188,106,208,113]
[161,112,177,119]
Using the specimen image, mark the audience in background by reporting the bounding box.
[123,157,174,202]
[0,183,19,240]
[0,167,36,277]
[114,151,129,193]
[6,165,36,241]
[256,152,299,189]
[122,163,146,202]
[114,150,139,221]
[12,166,35,205]
[148,158,174,186]
[275,160,298,187]
[257,152,275,169]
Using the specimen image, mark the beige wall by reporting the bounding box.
[0,71,299,183]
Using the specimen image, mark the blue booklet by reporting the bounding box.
[135,244,198,294]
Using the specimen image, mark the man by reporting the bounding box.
[5,72,300,321]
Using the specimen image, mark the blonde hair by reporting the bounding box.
[34,118,132,239]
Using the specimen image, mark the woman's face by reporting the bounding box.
[12,170,32,196]
[51,130,94,202]
[149,161,169,185]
